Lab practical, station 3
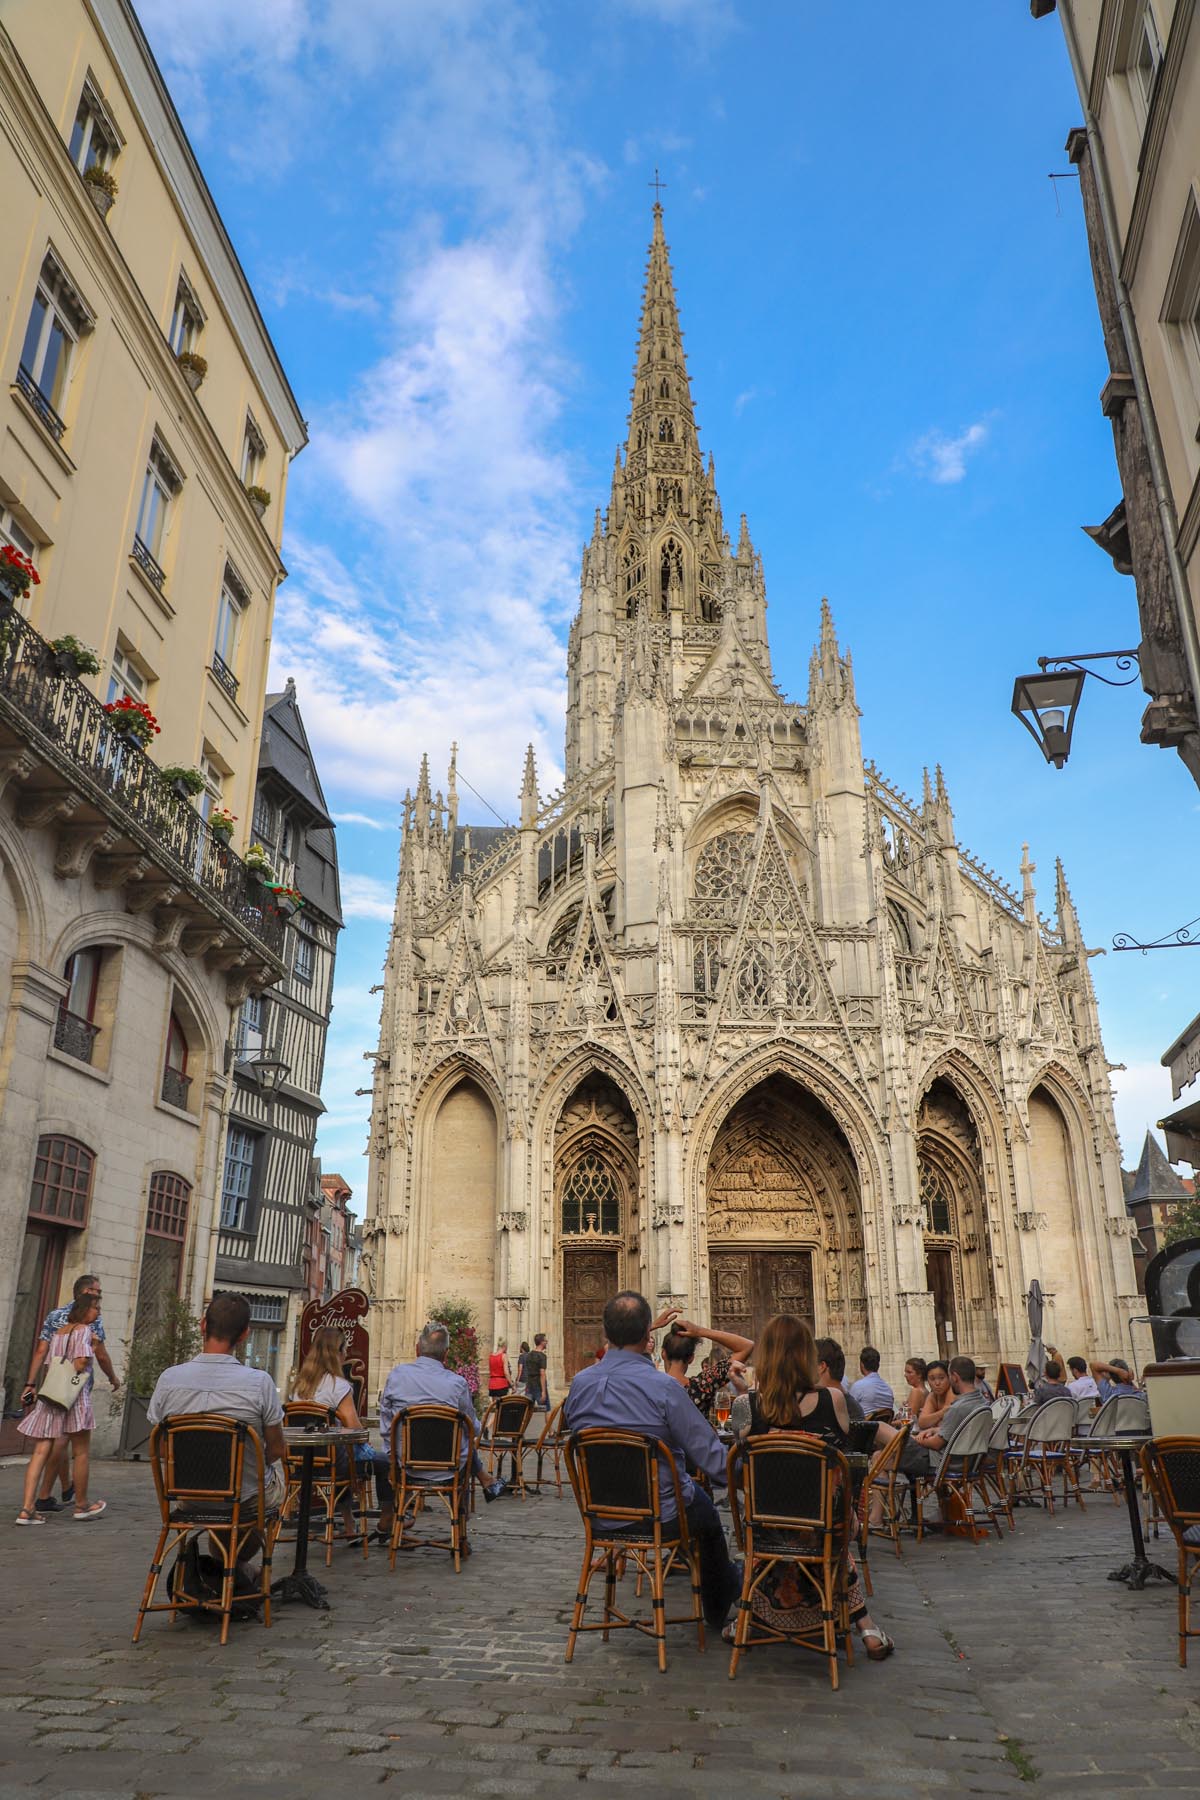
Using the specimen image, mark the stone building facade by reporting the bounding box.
[363,205,1140,1394]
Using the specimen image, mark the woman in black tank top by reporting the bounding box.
[736,1315,895,1660]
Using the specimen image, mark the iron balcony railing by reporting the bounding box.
[53,1005,100,1064]
[210,650,239,701]
[131,534,167,590]
[161,1065,192,1109]
[0,599,283,964]
[15,365,67,442]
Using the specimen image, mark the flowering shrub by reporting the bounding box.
[103,696,159,743]
[432,1297,481,1406]
[0,543,41,597]
[209,806,237,836]
[243,842,275,878]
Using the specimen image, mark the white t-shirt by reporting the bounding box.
[310,1373,353,1413]
[1067,1374,1099,1400]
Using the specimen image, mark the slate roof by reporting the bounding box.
[449,824,515,884]
[259,680,342,927]
[1127,1131,1190,1211]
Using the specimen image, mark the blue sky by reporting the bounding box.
[139,0,1197,1201]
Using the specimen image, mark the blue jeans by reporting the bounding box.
[352,1445,393,1511]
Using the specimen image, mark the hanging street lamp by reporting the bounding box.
[1010,649,1140,768]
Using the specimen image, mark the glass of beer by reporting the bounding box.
[714,1384,733,1430]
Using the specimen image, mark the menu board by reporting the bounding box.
[299,1287,370,1410]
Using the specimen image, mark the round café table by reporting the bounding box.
[1074,1432,1175,1591]
[274,1425,367,1610]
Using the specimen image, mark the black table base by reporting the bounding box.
[272,1568,330,1609]
[273,1442,329,1609]
[1104,1444,1177,1592]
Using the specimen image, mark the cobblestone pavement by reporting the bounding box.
[2,1460,1198,1798]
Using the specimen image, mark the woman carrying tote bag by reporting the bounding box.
[15,1297,106,1524]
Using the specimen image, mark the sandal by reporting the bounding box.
[860,1626,896,1661]
[15,1509,45,1526]
[73,1500,107,1521]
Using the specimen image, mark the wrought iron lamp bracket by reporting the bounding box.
[1037,649,1141,689]
[1112,915,1200,953]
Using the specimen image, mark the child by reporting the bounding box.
[16,1298,106,1523]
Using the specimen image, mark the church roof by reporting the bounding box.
[259,679,342,926]
[1127,1131,1190,1210]
[449,824,515,885]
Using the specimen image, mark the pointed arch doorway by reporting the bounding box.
[554,1073,640,1376]
[705,1076,865,1344]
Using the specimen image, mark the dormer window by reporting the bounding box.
[68,77,122,175]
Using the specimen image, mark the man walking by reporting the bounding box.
[524,1332,550,1412]
[21,1273,120,1513]
[564,1290,741,1630]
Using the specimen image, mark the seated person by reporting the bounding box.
[1064,1356,1099,1403]
[735,1315,893,1660]
[1030,1359,1070,1406]
[147,1292,286,1580]
[896,1357,929,1424]
[657,1312,753,1414]
[869,1355,989,1527]
[917,1360,952,1432]
[291,1326,394,1542]
[973,1364,995,1403]
[565,1290,740,1630]
[1091,1357,1141,1403]
[850,1346,894,1417]
[816,1337,865,1423]
[379,1322,503,1547]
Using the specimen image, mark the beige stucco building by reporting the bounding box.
[362,206,1140,1397]
[0,0,306,1449]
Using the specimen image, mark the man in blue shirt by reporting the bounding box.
[21,1273,120,1513]
[378,1323,504,1547]
[564,1290,740,1629]
[849,1346,894,1417]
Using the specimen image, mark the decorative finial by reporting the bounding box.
[648,166,667,208]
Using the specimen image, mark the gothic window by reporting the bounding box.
[622,540,646,618]
[732,940,819,1018]
[656,478,683,516]
[887,898,914,954]
[659,378,670,398]
[693,828,756,921]
[919,1162,953,1237]
[692,934,723,996]
[658,417,674,442]
[561,1151,620,1236]
[659,536,683,609]
[546,903,581,978]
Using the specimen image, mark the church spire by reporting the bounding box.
[625,204,699,469]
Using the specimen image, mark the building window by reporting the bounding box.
[292,934,315,987]
[252,792,278,845]
[919,1163,954,1238]
[1131,4,1162,118]
[220,1126,258,1232]
[147,1170,191,1241]
[106,641,150,707]
[235,993,265,1062]
[197,751,225,824]
[68,77,121,174]
[560,1152,621,1237]
[54,948,102,1064]
[18,256,91,439]
[162,1012,191,1110]
[240,415,267,485]
[211,565,247,699]
[28,1135,94,1229]
[1163,195,1200,425]
[0,505,36,561]
[131,1173,191,1342]
[133,438,182,585]
[167,274,204,356]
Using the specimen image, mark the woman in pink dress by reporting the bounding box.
[15,1297,106,1524]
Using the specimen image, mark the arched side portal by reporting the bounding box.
[916,1079,998,1362]
[1028,1082,1089,1350]
[554,1072,640,1376]
[704,1075,865,1344]
[426,1078,498,1336]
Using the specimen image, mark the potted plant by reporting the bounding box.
[243,842,275,895]
[267,882,304,919]
[177,350,207,392]
[432,1297,482,1412]
[82,163,118,220]
[103,695,159,746]
[0,543,40,604]
[245,484,271,519]
[46,634,101,678]
[114,1293,202,1457]
[209,806,237,840]
[160,763,206,801]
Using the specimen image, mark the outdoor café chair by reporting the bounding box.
[981,1407,1016,1531]
[387,1403,473,1572]
[912,1406,1004,1541]
[133,1413,281,1647]
[481,1392,535,1500]
[864,1419,912,1561]
[1139,1437,1200,1667]
[563,1428,704,1674]
[726,1432,856,1690]
[1084,1393,1151,1499]
[1009,1397,1086,1515]
[281,1400,368,1565]
[528,1398,568,1497]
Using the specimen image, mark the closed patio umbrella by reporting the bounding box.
[1024,1278,1046,1387]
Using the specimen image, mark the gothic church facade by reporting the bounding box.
[362,206,1138,1392]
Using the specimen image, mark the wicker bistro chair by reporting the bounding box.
[911,1406,1005,1541]
[481,1393,535,1500]
[387,1404,473,1571]
[1140,1437,1200,1666]
[527,1399,569,1497]
[864,1421,912,1562]
[563,1428,705,1675]
[1007,1397,1086,1516]
[1084,1394,1152,1500]
[133,1414,281,1647]
[725,1433,856,1690]
[280,1401,369,1566]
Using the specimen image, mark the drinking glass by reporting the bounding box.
[714,1384,733,1429]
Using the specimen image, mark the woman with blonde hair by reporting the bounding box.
[733,1314,894,1660]
[292,1328,393,1542]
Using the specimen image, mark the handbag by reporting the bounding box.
[39,1354,87,1411]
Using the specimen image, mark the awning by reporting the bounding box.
[1158,1096,1200,1168]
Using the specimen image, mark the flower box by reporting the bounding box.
[103,696,159,746]
[0,544,41,602]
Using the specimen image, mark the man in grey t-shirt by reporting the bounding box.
[148,1293,285,1510]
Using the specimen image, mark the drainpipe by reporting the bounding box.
[1055,4,1200,753]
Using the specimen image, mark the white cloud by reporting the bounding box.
[908,420,990,485]
[340,872,396,921]
[334,811,393,831]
